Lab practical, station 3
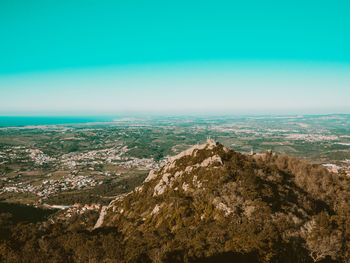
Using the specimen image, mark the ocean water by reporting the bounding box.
[0,116,114,127]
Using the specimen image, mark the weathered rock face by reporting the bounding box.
[94,139,223,228]
[94,140,350,263]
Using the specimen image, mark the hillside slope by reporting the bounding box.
[93,139,350,263]
[2,140,350,263]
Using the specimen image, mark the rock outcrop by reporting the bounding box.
[94,140,350,263]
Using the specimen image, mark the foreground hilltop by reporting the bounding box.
[2,140,350,263]
[93,139,350,263]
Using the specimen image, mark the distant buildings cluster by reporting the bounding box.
[0,144,160,200]
[0,174,99,198]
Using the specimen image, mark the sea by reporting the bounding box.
[0,116,115,127]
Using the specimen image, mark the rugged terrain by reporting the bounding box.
[92,139,350,262]
[1,139,350,263]
[1,115,350,206]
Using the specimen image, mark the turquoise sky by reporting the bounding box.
[1,0,350,115]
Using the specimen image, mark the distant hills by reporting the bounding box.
[1,140,350,262]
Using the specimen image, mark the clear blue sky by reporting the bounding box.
[1,0,349,115]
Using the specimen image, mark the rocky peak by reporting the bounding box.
[94,141,350,263]
[95,139,227,228]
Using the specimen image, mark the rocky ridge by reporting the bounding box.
[94,139,350,263]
